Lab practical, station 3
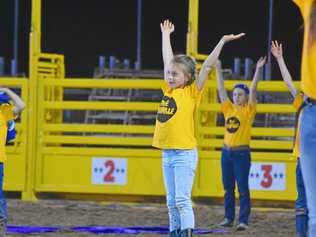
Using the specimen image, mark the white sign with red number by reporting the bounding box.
[92,158,127,185]
[249,162,286,191]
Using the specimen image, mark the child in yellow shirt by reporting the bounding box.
[215,57,266,231]
[0,88,25,236]
[152,19,245,237]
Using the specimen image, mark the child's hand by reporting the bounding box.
[221,33,245,43]
[0,87,8,93]
[256,56,267,69]
[271,41,283,59]
[160,20,175,34]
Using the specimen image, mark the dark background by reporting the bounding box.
[0,0,303,79]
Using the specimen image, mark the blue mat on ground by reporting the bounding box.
[7,225,227,235]
[8,226,61,234]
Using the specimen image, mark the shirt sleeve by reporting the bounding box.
[221,99,233,116]
[1,104,15,122]
[293,0,303,8]
[293,93,304,111]
[246,101,257,117]
[293,0,312,19]
[190,82,204,106]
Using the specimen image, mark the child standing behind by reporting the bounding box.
[0,87,25,236]
[152,19,245,237]
[216,57,266,231]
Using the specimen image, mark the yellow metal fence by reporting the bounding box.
[1,74,299,201]
[35,79,163,196]
[21,0,298,202]
[30,77,298,201]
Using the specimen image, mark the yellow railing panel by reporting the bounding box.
[32,77,299,201]
[43,135,152,146]
[199,139,293,150]
[43,101,158,111]
[199,127,294,137]
[43,124,155,134]
[40,78,163,89]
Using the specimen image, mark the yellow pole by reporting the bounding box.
[30,0,41,54]
[186,0,199,57]
[22,0,42,200]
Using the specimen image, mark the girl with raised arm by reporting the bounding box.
[216,57,266,231]
[152,19,244,237]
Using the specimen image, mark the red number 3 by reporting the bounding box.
[104,160,115,182]
[260,165,273,188]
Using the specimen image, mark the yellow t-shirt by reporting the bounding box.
[294,0,316,99]
[292,93,304,157]
[152,82,203,149]
[0,104,15,162]
[222,99,256,147]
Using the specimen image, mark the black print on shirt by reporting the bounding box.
[157,96,177,123]
[226,116,240,133]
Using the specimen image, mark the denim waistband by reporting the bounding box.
[223,144,250,151]
[306,97,316,105]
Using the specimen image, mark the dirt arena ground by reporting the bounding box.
[5,198,295,236]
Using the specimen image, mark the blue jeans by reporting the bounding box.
[300,104,316,236]
[296,159,308,237]
[221,148,251,224]
[162,149,198,231]
[0,163,7,221]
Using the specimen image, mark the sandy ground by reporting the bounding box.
[5,198,295,236]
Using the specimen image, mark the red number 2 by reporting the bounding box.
[260,165,273,188]
[104,160,115,182]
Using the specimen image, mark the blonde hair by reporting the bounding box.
[171,54,196,85]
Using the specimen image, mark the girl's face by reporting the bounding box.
[166,63,190,89]
[233,88,248,106]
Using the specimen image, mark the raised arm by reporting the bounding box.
[0,88,25,116]
[215,60,228,103]
[249,57,266,105]
[160,20,175,80]
[196,33,245,91]
[271,41,297,97]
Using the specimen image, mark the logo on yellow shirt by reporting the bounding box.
[157,96,177,123]
[226,116,240,133]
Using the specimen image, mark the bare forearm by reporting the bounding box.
[250,80,259,96]
[216,68,228,102]
[201,39,225,71]
[249,69,261,102]
[197,39,225,90]
[162,33,174,67]
[277,57,297,97]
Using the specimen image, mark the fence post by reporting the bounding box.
[22,0,42,201]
